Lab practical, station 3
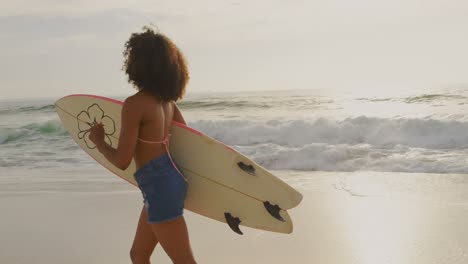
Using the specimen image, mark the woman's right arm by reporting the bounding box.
[173,102,187,125]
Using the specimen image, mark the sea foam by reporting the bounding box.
[190,117,468,149]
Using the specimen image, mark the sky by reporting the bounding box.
[1,0,468,99]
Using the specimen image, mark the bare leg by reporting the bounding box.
[150,216,196,264]
[130,207,159,264]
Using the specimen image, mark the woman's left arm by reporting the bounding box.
[89,96,141,170]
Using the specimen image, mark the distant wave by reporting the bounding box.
[178,97,333,111]
[403,94,467,104]
[0,104,55,115]
[356,94,468,104]
[179,100,272,109]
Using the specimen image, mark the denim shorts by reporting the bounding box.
[133,154,188,224]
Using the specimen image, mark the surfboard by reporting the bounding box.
[55,94,302,234]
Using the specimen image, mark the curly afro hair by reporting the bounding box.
[123,27,189,102]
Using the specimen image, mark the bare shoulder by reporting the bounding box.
[125,93,165,120]
[124,94,142,105]
[122,94,145,116]
[124,93,155,107]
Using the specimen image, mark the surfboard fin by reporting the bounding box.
[224,212,243,235]
[237,162,256,176]
[264,201,285,222]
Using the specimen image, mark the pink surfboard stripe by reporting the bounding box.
[65,94,124,105]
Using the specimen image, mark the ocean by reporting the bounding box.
[1,87,468,197]
[2,88,468,175]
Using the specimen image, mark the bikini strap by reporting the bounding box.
[138,134,187,182]
[161,136,188,182]
[137,134,171,144]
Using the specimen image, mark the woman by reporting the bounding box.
[89,27,197,264]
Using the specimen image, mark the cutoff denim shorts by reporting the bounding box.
[133,154,188,224]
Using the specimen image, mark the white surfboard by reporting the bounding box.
[55,94,302,234]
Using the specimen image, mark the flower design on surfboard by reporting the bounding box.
[77,104,116,149]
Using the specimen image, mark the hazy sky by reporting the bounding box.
[1,0,468,99]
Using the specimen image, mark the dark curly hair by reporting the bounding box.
[123,27,189,102]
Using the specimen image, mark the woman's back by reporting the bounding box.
[132,91,174,169]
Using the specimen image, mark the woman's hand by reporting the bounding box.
[89,123,105,149]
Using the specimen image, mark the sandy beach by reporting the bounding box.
[1,169,468,264]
